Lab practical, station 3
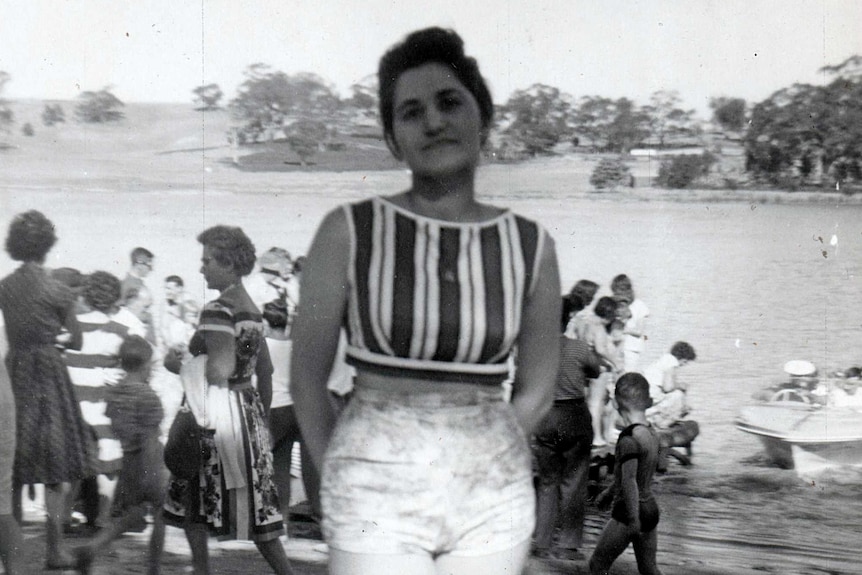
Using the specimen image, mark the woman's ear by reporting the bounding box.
[385,132,402,161]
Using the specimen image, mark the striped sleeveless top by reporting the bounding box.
[343,196,546,384]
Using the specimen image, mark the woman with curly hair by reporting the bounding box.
[162,225,294,575]
[0,210,87,569]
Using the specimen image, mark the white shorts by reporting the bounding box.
[321,385,535,557]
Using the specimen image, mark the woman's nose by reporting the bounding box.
[423,107,445,132]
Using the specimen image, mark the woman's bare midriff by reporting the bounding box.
[355,369,504,394]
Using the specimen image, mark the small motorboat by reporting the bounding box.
[736,361,862,478]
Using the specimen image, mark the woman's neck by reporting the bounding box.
[405,169,493,222]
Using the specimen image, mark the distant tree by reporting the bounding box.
[75,87,124,123]
[284,118,329,165]
[192,83,223,110]
[0,71,13,134]
[709,96,747,132]
[41,103,65,126]
[590,157,632,190]
[345,75,378,121]
[229,65,342,144]
[656,153,716,189]
[21,122,34,136]
[502,84,573,156]
[642,90,699,148]
[606,98,651,153]
[743,69,862,187]
[571,96,616,150]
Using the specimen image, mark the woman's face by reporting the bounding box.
[388,62,483,178]
[200,245,236,291]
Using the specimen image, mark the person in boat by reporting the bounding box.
[827,367,862,408]
[753,359,820,402]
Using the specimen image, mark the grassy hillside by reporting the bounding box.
[0,100,398,180]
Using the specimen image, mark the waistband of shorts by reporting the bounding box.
[352,382,504,407]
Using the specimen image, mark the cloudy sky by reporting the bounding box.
[1,0,860,116]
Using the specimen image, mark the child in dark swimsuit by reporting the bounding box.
[589,373,663,575]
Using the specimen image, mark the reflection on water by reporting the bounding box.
[2,170,862,573]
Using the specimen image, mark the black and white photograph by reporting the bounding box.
[1,1,861,573]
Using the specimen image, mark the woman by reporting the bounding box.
[162,226,293,575]
[0,210,87,569]
[291,28,560,575]
[532,295,602,561]
[0,340,23,574]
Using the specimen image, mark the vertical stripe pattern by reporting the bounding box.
[343,197,543,380]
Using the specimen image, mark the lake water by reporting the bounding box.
[2,164,861,573]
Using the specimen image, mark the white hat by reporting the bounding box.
[783,360,817,377]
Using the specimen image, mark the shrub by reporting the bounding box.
[41,104,65,126]
[21,123,34,136]
[589,157,632,190]
[655,153,716,189]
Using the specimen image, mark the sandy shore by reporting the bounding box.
[9,519,732,575]
[8,491,756,575]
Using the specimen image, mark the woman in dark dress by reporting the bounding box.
[0,210,87,569]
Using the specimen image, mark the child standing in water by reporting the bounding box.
[74,335,165,575]
[589,373,663,575]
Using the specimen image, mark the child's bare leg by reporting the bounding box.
[588,382,607,445]
[589,519,632,575]
[632,528,662,575]
[148,508,165,575]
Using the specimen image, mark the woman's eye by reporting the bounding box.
[440,96,461,111]
[400,107,421,121]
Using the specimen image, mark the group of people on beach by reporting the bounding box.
[0,27,698,575]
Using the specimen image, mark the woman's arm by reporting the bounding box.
[290,208,350,473]
[203,329,235,388]
[256,338,274,419]
[510,233,561,436]
[62,302,83,351]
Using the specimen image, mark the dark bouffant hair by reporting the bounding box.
[5,210,57,262]
[119,335,153,372]
[615,372,653,411]
[670,341,697,362]
[262,298,289,330]
[51,267,86,292]
[165,275,184,286]
[83,271,122,313]
[561,293,585,331]
[569,279,598,308]
[197,226,256,277]
[594,296,618,322]
[378,27,494,142]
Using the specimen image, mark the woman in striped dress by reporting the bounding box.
[0,210,88,569]
[291,28,561,575]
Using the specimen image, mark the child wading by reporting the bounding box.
[73,335,166,575]
[589,373,663,575]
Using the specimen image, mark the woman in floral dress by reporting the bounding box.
[162,225,293,575]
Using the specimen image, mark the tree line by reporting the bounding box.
[1,55,859,189]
